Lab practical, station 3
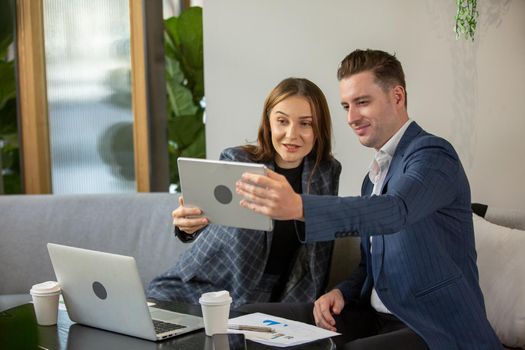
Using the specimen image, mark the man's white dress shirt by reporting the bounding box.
[369,119,413,314]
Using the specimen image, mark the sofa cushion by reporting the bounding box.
[474,213,525,348]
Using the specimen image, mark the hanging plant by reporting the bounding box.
[454,0,479,41]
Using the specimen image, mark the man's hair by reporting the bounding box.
[337,49,407,107]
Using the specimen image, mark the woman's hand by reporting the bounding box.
[172,196,208,234]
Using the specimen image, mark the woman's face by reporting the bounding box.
[269,95,315,169]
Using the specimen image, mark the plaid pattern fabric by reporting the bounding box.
[147,146,341,308]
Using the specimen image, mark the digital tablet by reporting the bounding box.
[177,157,273,231]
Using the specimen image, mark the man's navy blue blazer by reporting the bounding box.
[301,122,502,350]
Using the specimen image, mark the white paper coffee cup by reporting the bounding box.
[30,281,61,326]
[199,290,232,336]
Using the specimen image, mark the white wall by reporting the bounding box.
[203,0,525,210]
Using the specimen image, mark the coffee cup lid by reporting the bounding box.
[30,281,61,296]
[199,290,232,305]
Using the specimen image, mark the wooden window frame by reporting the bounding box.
[16,0,51,194]
[15,0,168,193]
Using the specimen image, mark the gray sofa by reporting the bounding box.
[0,194,194,309]
[0,194,523,348]
[0,193,359,300]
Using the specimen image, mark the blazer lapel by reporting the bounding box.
[301,153,320,194]
[381,122,424,193]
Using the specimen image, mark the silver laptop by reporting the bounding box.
[47,243,204,341]
[178,157,273,231]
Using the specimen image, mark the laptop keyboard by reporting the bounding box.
[153,319,186,334]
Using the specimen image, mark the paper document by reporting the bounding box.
[228,312,339,347]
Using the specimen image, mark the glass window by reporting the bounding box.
[43,0,135,193]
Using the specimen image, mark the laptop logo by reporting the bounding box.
[92,281,107,300]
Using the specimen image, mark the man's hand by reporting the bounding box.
[313,289,345,332]
[235,169,304,221]
[172,196,208,234]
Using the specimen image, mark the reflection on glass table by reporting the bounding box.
[0,303,335,350]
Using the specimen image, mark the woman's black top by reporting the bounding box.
[264,162,305,301]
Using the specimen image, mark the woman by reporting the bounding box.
[147,78,341,308]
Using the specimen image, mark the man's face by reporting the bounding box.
[339,71,406,150]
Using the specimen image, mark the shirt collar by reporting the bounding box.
[368,119,413,185]
[379,119,413,157]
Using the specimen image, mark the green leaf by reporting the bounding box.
[1,132,21,193]
[0,91,17,135]
[177,7,203,70]
[0,132,19,149]
[167,82,198,117]
[2,173,22,194]
[0,1,14,58]
[192,69,205,101]
[167,114,204,149]
[0,35,12,60]
[164,7,204,101]
[163,31,177,59]
[0,60,16,109]
[165,56,185,85]
[181,127,205,158]
[165,17,180,48]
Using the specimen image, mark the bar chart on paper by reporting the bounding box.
[228,313,339,347]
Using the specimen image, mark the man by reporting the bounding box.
[236,49,501,349]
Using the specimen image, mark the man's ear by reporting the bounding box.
[392,85,405,106]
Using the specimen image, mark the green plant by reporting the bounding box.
[0,0,21,194]
[455,0,479,41]
[164,6,205,190]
